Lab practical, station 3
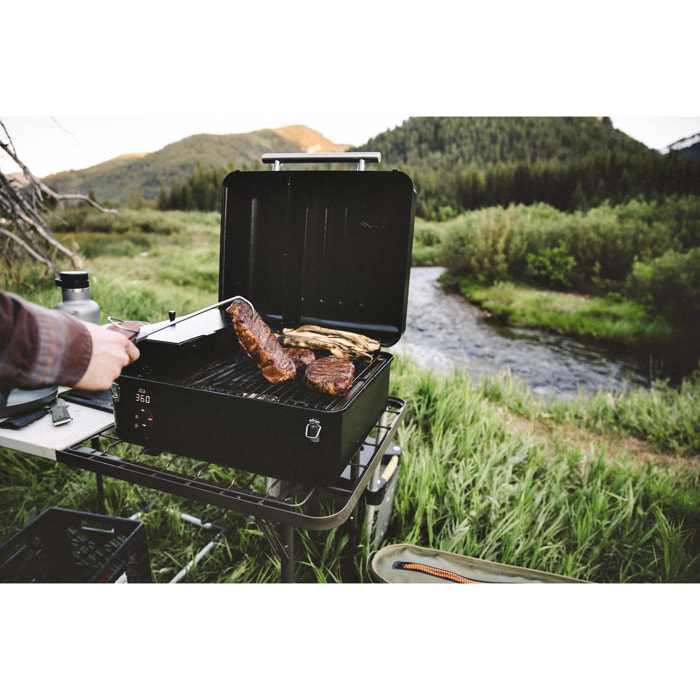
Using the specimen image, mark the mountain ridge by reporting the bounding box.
[43,124,352,202]
[38,119,700,206]
[661,132,700,159]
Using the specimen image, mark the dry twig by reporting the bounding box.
[0,119,118,275]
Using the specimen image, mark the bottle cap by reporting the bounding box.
[55,271,90,289]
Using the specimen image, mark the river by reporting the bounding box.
[392,267,652,400]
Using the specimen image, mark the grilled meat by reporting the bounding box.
[285,347,316,374]
[226,299,296,384]
[304,356,355,396]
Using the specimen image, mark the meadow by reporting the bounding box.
[1,207,698,583]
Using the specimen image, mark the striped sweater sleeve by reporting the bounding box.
[0,291,92,392]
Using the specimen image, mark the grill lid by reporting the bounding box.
[218,153,416,347]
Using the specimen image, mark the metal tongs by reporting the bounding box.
[107,296,254,344]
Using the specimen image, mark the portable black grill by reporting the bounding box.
[110,152,416,487]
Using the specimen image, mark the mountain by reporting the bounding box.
[44,125,351,202]
[661,132,700,159]
[357,117,700,217]
[360,116,651,168]
[41,117,700,216]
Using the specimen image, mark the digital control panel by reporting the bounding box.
[133,390,153,430]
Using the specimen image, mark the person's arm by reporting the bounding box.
[0,291,139,393]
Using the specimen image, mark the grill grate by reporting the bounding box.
[149,349,390,412]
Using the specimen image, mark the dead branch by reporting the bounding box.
[0,225,55,268]
[0,119,118,276]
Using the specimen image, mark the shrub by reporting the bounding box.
[48,207,91,232]
[441,196,700,297]
[524,240,577,290]
[627,247,700,330]
[441,204,531,283]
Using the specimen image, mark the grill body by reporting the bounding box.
[112,321,394,485]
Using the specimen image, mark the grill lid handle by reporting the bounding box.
[261,151,381,171]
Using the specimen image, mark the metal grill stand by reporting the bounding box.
[58,398,405,582]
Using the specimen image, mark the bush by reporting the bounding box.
[441,204,532,283]
[627,247,700,329]
[56,232,152,259]
[524,240,577,290]
[48,207,91,232]
[411,219,445,265]
[441,196,700,297]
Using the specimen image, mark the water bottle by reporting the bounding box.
[55,271,101,324]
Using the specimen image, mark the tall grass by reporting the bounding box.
[547,374,700,455]
[388,359,700,583]
[4,356,696,582]
[1,208,699,583]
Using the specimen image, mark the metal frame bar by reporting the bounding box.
[57,397,405,582]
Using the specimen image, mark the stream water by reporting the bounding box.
[392,267,659,400]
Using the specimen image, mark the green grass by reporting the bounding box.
[388,360,700,583]
[9,209,223,322]
[2,356,698,583]
[2,207,699,583]
[458,279,677,346]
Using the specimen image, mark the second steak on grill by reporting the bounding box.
[226,298,296,384]
[304,356,355,395]
[285,347,316,374]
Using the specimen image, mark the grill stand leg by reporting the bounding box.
[280,524,294,583]
[254,517,295,583]
[92,438,106,514]
[95,474,105,514]
[348,451,363,537]
[339,449,365,582]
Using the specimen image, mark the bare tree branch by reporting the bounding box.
[0,225,55,268]
[0,119,118,276]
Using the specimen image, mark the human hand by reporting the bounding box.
[74,322,140,391]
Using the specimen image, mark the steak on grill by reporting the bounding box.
[226,299,296,384]
[304,356,355,395]
[285,347,316,374]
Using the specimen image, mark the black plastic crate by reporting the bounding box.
[0,508,152,583]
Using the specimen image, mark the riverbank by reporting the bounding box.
[393,267,653,398]
[446,273,699,384]
[453,276,675,345]
[411,198,700,382]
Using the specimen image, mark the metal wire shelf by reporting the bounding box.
[58,397,405,531]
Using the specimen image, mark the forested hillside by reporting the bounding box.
[365,117,646,167]
[156,117,700,219]
[45,117,700,219]
[361,117,700,219]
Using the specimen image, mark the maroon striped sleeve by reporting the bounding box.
[0,291,92,392]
